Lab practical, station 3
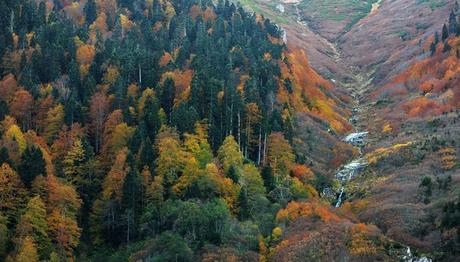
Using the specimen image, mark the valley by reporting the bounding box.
[243,0,460,260]
[0,0,458,261]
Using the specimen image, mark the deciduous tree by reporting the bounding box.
[15,236,39,262]
[10,90,33,130]
[62,139,86,186]
[183,122,213,168]
[47,209,81,258]
[15,196,51,260]
[90,91,110,153]
[218,135,243,174]
[44,104,65,144]
[155,135,186,190]
[0,163,26,220]
[267,132,295,182]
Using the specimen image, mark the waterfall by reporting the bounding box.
[402,247,432,262]
[336,158,368,182]
[343,131,368,147]
[335,187,345,207]
[334,158,368,207]
[334,129,368,207]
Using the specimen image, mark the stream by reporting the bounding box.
[334,130,368,207]
[333,118,432,262]
[403,247,432,262]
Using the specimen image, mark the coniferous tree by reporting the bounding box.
[0,147,9,166]
[449,11,458,34]
[15,196,52,260]
[141,96,161,141]
[431,31,440,55]
[139,137,155,171]
[160,78,176,124]
[238,186,250,220]
[36,1,47,27]
[261,165,276,192]
[18,146,46,187]
[121,166,143,244]
[442,23,449,41]
[0,213,6,260]
[444,42,451,52]
[84,0,97,25]
[227,165,239,183]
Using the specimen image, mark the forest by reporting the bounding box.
[3,0,459,261]
[0,0,330,261]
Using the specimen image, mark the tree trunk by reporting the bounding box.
[257,126,262,165]
[263,133,268,165]
[237,111,241,147]
[10,11,14,33]
[138,64,142,86]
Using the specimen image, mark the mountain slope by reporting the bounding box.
[243,0,460,261]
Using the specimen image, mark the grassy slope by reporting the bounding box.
[238,0,289,24]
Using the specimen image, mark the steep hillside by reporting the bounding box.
[237,0,357,85]
[340,0,454,88]
[296,0,380,40]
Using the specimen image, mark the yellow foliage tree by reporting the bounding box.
[62,139,86,186]
[4,124,27,153]
[102,148,129,202]
[156,136,186,188]
[15,236,39,262]
[103,65,120,85]
[267,132,295,182]
[218,135,244,174]
[183,122,213,168]
[0,163,26,219]
[44,104,65,143]
[107,123,134,155]
[348,224,379,256]
[119,14,134,38]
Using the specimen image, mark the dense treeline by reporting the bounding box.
[0,0,318,260]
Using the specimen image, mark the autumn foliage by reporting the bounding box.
[374,34,460,119]
[278,48,352,133]
[276,200,341,224]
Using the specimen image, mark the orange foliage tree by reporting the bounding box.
[47,208,81,258]
[10,90,33,130]
[0,74,18,103]
[89,91,110,153]
[76,43,96,78]
[278,48,351,134]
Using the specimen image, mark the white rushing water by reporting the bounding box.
[343,131,368,147]
[334,128,369,207]
[335,187,345,207]
[336,158,368,183]
[402,247,432,262]
[334,157,368,207]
